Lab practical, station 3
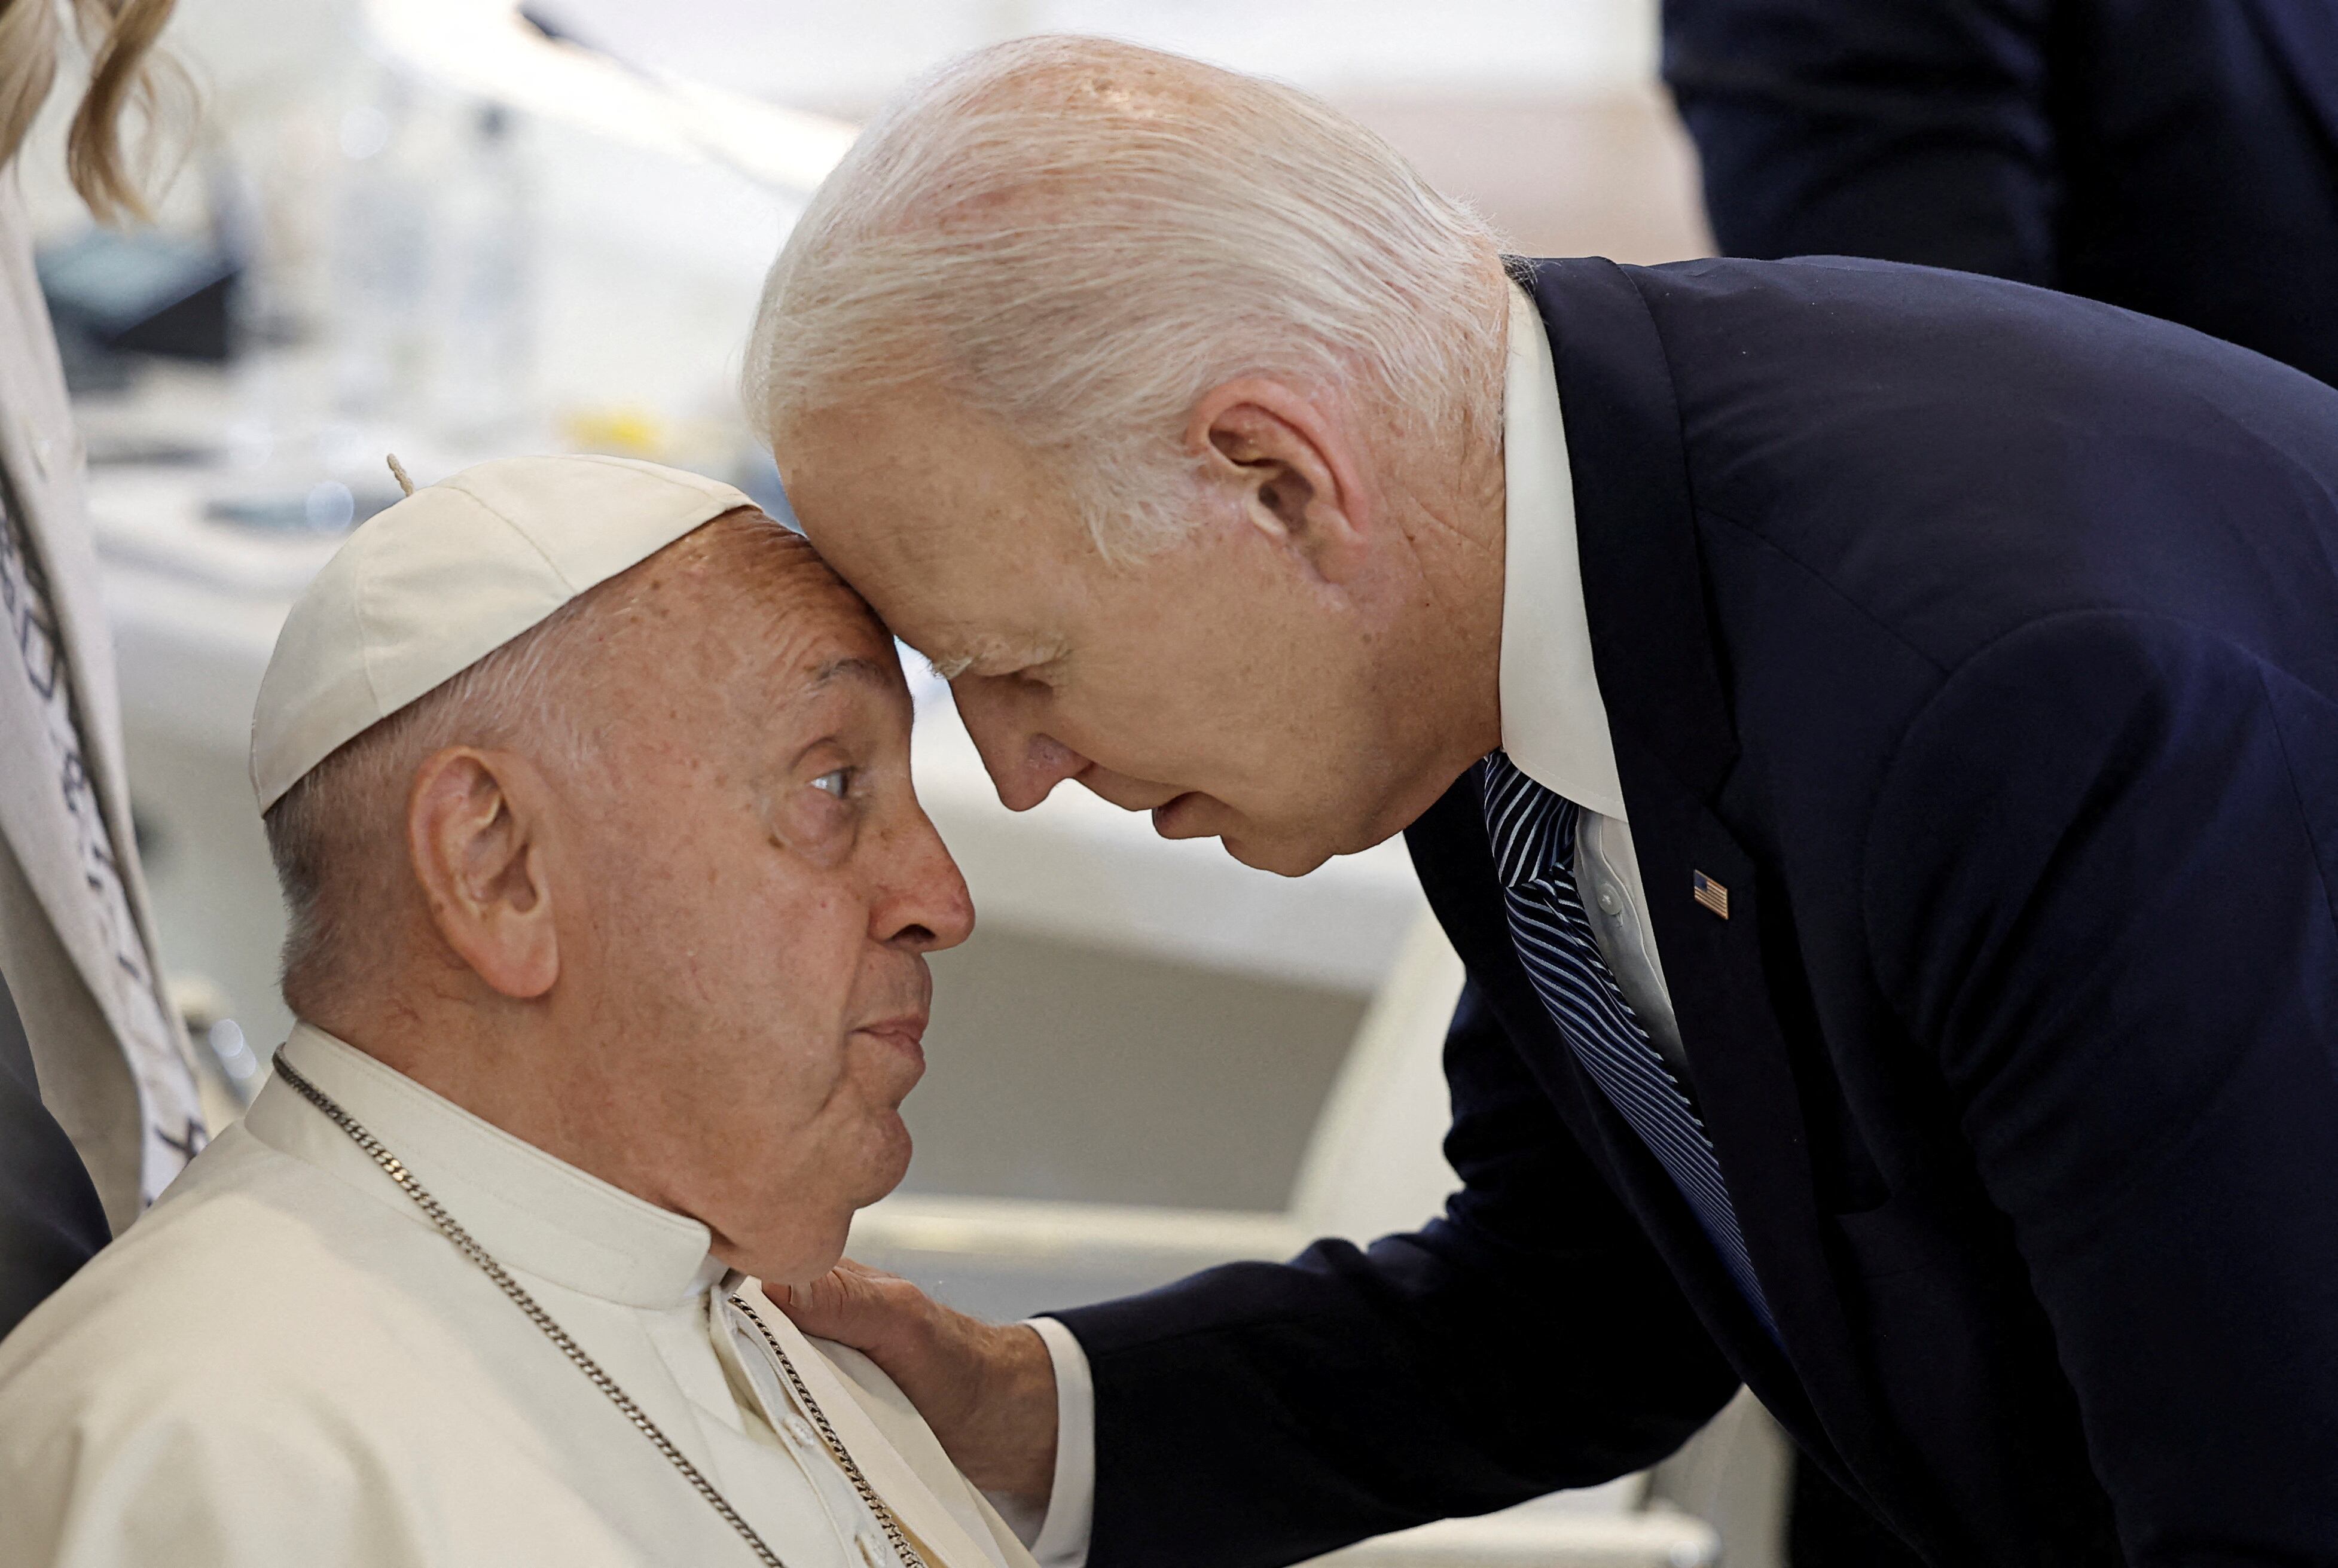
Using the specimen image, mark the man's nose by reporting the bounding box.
[949,675,1089,812]
[876,808,975,954]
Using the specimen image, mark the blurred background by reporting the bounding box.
[25,3,1774,1561]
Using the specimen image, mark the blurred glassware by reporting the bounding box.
[329,62,440,423]
[428,105,538,441]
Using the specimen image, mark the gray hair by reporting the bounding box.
[261,590,599,1017]
[743,35,1507,559]
[260,508,797,1016]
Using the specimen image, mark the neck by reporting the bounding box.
[1409,253,1518,768]
[1385,379,1510,778]
[312,981,661,1215]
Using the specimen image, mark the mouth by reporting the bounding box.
[852,1014,929,1070]
[1149,792,1215,839]
[1075,765,1188,816]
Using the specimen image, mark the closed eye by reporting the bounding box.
[928,643,1067,685]
[1002,654,1066,688]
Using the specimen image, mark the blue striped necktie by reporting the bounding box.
[1480,751,1778,1337]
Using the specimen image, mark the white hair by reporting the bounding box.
[261,509,797,1015]
[744,35,1508,559]
[261,589,600,1015]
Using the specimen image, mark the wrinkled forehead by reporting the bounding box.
[602,514,912,739]
[727,540,906,702]
[743,582,909,718]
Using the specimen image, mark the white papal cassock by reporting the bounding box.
[0,1024,1039,1568]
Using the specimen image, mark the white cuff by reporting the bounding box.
[1025,1316,1095,1568]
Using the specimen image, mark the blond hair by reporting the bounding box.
[0,0,182,222]
[744,35,1506,559]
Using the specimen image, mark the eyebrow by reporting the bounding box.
[809,655,893,691]
[924,650,975,682]
[921,640,1063,684]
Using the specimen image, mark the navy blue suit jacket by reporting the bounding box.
[1662,0,2338,387]
[1054,257,2338,1567]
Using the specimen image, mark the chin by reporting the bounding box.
[827,1119,917,1233]
[1217,826,1338,878]
[754,1241,851,1292]
[720,1137,911,1288]
[866,1103,915,1182]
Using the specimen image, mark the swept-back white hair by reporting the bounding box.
[744,35,1507,559]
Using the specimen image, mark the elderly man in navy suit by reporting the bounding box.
[744,36,2338,1568]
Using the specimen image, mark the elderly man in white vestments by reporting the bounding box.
[0,454,1045,1568]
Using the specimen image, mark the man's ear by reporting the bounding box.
[405,747,561,1000]
[1187,378,1373,582]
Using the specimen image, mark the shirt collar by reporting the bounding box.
[245,1022,719,1310]
[1498,279,1629,821]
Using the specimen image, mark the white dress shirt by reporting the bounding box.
[0,1024,1037,1568]
[1022,283,1686,1564]
[1490,280,1684,1069]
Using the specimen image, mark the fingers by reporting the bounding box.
[768,1262,1062,1501]
[774,1258,927,1356]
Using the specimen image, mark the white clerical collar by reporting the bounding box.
[1498,279,1629,821]
[245,1023,718,1310]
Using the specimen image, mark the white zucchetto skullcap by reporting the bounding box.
[250,453,756,812]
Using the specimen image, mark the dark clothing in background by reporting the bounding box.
[1056,256,2338,1568]
[1662,0,2338,386]
[0,972,108,1340]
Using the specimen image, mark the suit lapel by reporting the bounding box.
[1604,743,1879,1440]
[1519,258,1923,1513]
[1410,775,1826,1447]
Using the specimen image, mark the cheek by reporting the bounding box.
[600,831,868,1069]
[724,881,869,1024]
[728,1023,919,1216]
[1072,646,1312,798]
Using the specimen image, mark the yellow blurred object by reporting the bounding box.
[560,407,670,458]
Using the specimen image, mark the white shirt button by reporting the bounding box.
[780,1413,820,1452]
[856,1527,892,1567]
[1595,883,1623,916]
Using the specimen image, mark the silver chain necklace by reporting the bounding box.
[273,1055,932,1568]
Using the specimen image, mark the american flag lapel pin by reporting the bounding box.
[1693,870,1731,920]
